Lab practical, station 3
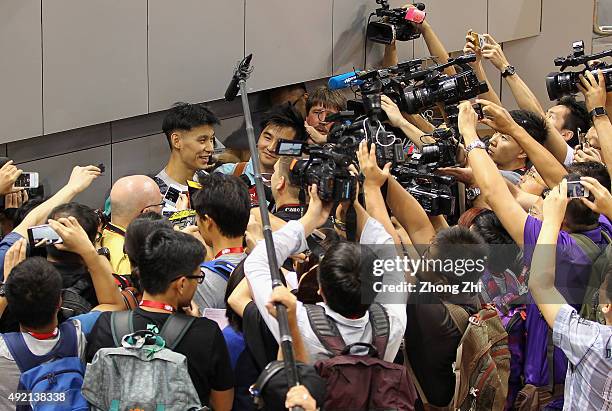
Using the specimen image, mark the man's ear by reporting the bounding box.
[277,176,286,193]
[561,129,574,142]
[601,303,611,314]
[517,149,528,160]
[171,132,182,150]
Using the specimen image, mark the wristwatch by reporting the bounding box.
[466,187,481,201]
[501,65,516,78]
[590,106,607,119]
[465,140,487,157]
[0,282,5,298]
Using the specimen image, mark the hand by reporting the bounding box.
[4,190,28,209]
[542,179,568,226]
[481,34,510,71]
[437,167,475,185]
[175,193,189,211]
[579,176,612,217]
[463,30,482,67]
[304,121,327,145]
[245,213,264,253]
[357,140,391,188]
[181,225,207,248]
[47,216,96,256]
[285,385,317,411]
[3,238,27,281]
[183,301,201,317]
[0,161,22,195]
[577,69,607,112]
[266,285,298,320]
[381,95,407,128]
[457,101,478,139]
[476,99,518,135]
[66,165,101,194]
[301,184,333,234]
[573,146,602,163]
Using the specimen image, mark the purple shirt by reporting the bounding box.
[522,215,612,405]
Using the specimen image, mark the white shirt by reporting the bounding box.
[244,218,408,363]
[564,144,574,166]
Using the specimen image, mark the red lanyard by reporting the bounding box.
[28,329,59,340]
[215,247,245,259]
[139,299,175,313]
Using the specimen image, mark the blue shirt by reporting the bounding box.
[0,232,24,281]
[215,159,256,185]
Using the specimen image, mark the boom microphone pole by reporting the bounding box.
[225,54,303,411]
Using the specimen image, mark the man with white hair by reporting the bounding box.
[98,175,163,275]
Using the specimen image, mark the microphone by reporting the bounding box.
[225,54,253,101]
[328,71,364,91]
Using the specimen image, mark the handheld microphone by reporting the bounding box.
[225,54,253,101]
[328,71,364,91]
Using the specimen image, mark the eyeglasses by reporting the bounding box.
[171,274,205,284]
[140,201,165,213]
[313,110,335,123]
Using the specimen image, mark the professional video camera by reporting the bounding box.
[546,40,612,100]
[367,0,426,45]
[275,140,358,202]
[393,165,455,215]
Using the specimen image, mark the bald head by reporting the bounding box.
[110,175,163,226]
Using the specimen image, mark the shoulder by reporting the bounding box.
[214,163,238,175]
[0,232,24,247]
[70,311,103,337]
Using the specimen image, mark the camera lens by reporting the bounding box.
[403,87,430,114]
[546,72,574,101]
[421,144,440,164]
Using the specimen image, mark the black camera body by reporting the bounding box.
[417,128,457,168]
[367,1,425,45]
[288,146,358,202]
[546,40,612,100]
[393,166,455,216]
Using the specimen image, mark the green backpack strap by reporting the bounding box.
[111,311,134,347]
[159,314,195,351]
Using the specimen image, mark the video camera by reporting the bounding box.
[393,165,455,215]
[546,40,612,100]
[275,141,358,202]
[367,0,426,45]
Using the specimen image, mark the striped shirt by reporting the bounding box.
[553,304,612,410]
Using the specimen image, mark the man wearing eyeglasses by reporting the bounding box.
[98,175,163,275]
[303,86,347,145]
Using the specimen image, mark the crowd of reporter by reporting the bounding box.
[0,7,610,411]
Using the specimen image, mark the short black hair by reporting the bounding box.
[162,102,220,149]
[565,162,611,227]
[306,86,347,114]
[138,229,205,295]
[46,203,99,263]
[472,210,521,273]
[510,110,548,145]
[259,103,307,142]
[192,173,250,238]
[125,212,174,268]
[5,257,62,328]
[557,96,590,147]
[318,241,377,318]
[431,226,488,286]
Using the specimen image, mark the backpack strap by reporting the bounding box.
[367,303,389,358]
[2,321,79,373]
[545,327,555,393]
[159,314,195,351]
[570,232,605,262]
[443,303,470,334]
[201,260,237,282]
[304,304,346,356]
[111,311,134,347]
[402,339,431,406]
[233,162,248,177]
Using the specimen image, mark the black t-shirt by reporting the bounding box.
[85,308,234,405]
[405,287,477,407]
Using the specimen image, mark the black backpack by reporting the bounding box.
[60,279,93,319]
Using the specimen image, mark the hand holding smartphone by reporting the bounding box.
[27,224,63,247]
[15,172,39,189]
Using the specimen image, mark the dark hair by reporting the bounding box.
[5,257,63,328]
[259,103,307,142]
[138,230,205,295]
[124,212,174,268]
[557,96,590,147]
[510,110,548,145]
[306,86,347,114]
[472,210,521,273]
[431,226,488,286]
[224,259,246,331]
[162,102,220,149]
[565,162,611,227]
[45,203,98,262]
[317,241,377,318]
[192,174,250,238]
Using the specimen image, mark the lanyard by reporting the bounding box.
[28,328,59,340]
[139,299,175,313]
[215,247,245,259]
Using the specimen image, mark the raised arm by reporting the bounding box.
[420,20,456,76]
[477,99,567,188]
[482,34,546,117]
[266,286,309,363]
[381,95,435,150]
[463,33,502,106]
[459,101,528,246]
[528,179,568,328]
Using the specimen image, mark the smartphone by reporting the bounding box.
[27,224,63,247]
[275,139,305,156]
[163,184,183,208]
[567,181,590,198]
[468,30,487,49]
[15,172,39,189]
[472,103,484,120]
